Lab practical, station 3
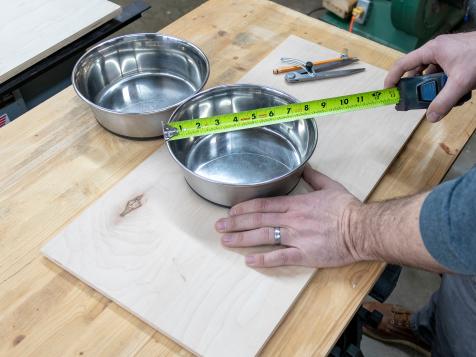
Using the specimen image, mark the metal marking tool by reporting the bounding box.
[282,56,366,83]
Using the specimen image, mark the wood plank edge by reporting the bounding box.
[0,4,121,83]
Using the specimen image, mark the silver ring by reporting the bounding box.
[274,227,282,245]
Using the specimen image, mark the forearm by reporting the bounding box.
[349,193,449,273]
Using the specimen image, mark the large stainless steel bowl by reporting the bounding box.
[72,33,210,138]
[167,84,318,206]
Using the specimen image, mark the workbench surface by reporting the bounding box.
[1,0,475,355]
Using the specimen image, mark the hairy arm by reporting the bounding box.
[350,193,448,273]
[353,166,476,275]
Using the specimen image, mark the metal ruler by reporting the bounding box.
[163,73,471,141]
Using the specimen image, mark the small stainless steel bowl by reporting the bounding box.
[167,84,318,206]
[72,33,210,138]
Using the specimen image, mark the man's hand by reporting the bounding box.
[385,32,476,123]
[215,166,447,273]
[214,166,363,268]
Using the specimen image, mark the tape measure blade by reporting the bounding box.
[165,87,400,141]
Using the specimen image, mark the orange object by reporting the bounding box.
[349,15,357,33]
[272,57,345,74]
[349,6,364,33]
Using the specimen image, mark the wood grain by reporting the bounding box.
[1,0,475,356]
[42,148,315,357]
[0,0,121,83]
[41,36,423,356]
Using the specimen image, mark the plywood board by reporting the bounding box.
[239,35,425,200]
[0,0,121,83]
[42,36,424,356]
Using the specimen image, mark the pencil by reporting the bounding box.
[273,57,345,74]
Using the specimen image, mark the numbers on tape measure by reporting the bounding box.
[167,88,401,141]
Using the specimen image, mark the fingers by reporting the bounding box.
[221,227,291,247]
[427,77,469,122]
[215,212,287,232]
[384,44,436,88]
[395,63,441,82]
[406,65,426,78]
[229,196,291,216]
[245,247,303,267]
[423,64,440,75]
[303,165,341,190]
[387,62,441,88]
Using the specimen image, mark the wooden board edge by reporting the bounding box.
[0,3,121,83]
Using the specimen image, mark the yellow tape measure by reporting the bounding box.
[163,87,400,141]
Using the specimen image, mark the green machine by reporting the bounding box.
[320,0,467,53]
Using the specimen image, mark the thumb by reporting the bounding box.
[427,77,469,122]
[303,165,340,190]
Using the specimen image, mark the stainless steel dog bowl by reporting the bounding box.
[72,33,210,138]
[167,84,318,206]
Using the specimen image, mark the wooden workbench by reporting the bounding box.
[1,0,475,355]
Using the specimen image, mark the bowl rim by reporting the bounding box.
[166,83,318,188]
[71,32,210,116]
